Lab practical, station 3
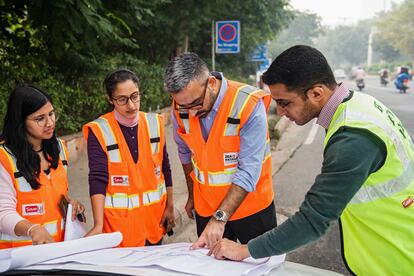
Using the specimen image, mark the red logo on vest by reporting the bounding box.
[113,177,124,184]
[111,175,129,186]
[22,203,44,215]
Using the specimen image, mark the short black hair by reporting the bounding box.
[262,45,336,92]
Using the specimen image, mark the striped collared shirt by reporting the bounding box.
[317,83,350,129]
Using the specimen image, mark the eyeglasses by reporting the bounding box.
[275,86,314,109]
[28,110,59,127]
[111,91,140,106]
[174,79,209,111]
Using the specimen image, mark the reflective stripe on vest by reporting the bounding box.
[143,182,167,206]
[178,112,190,134]
[0,220,58,243]
[329,109,414,204]
[145,113,161,154]
[91,118,122,162]
[0,145,32,192]
[57,139,68,172]
[192,140,271,186]
[105,193,140,209]
[224,85,262,136]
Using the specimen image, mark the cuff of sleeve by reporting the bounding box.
[247,235,269,259]
[231,176,254,192]
[178,153,192,164]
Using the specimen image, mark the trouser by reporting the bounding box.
[195,201,277,244]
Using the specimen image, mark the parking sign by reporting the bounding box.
[216,20,240,54]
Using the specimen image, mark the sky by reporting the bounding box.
[289,0,404,26]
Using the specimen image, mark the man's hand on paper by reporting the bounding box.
[191,219,225,249]
[69,198,85,222]
[207,238,251,261]
[30,225,54,245]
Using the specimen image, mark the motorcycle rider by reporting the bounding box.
[379,68,389,86]
[394,67,410,93]
[355,67,365,90]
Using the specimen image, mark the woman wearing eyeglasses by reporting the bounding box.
[83,69,175,247]
[0,85,85,248]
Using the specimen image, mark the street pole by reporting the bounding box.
[212,20,215,71]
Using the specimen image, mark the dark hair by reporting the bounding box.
[103,68,140,98]
[400,67,409,74]
[262,45,337,92]
[164,52,210,94]
[0,85,60,190]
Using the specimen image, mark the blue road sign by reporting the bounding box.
[251,44,267,62]
[216,20,240,54]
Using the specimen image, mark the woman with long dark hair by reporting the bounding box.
[83,69,175,247]
[0,85,85,248]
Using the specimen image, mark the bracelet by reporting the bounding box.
[26,223,41,237]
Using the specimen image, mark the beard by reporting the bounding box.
[195,90,217,119]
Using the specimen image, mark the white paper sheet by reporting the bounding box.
[0,231,122,273]
[38,243,285,276]
[64,203,86,241]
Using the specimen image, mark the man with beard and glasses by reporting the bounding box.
[164,52,276,250]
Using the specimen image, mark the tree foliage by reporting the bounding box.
[375,0,414,65]
[0,0,291,134]
[314,20,372,68]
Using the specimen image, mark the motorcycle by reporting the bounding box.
[356,79,365,91]
[380,76,388,86]
[400,79,409,93]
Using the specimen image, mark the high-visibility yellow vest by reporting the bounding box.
[324,92,414,275]
[0,139,68,248]
[83,111,166,247]
[173,80,274,220]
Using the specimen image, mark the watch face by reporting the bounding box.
[215,211,224,219]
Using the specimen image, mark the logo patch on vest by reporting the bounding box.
[111,175,129,186]
[22,203,44,216]
[402,196,414,208]
[224,152,239,166]
[155,166,161,179]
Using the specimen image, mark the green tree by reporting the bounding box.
[314,20,372,69]
[375,0,414,68]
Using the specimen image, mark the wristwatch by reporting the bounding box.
[213,209,229,222]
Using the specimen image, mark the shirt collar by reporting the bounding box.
[211,72,227,113]
[316,83,350,129]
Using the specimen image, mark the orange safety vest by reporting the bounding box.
[83,111,167,247]
[173,80,274,220]
[0,139,69,249]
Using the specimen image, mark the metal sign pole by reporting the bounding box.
[212,20,215,71]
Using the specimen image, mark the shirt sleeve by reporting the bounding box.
[231,99,267,192]
[87,128,109,196]
[162,143,173,187]
[171,110,192,164]
[0,163,26,236]
[247,127,387,258]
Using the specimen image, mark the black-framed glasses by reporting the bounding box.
[28,110,59,127]
[275,86,315,109]
[174,78,209,111]
[111,91,140,106]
